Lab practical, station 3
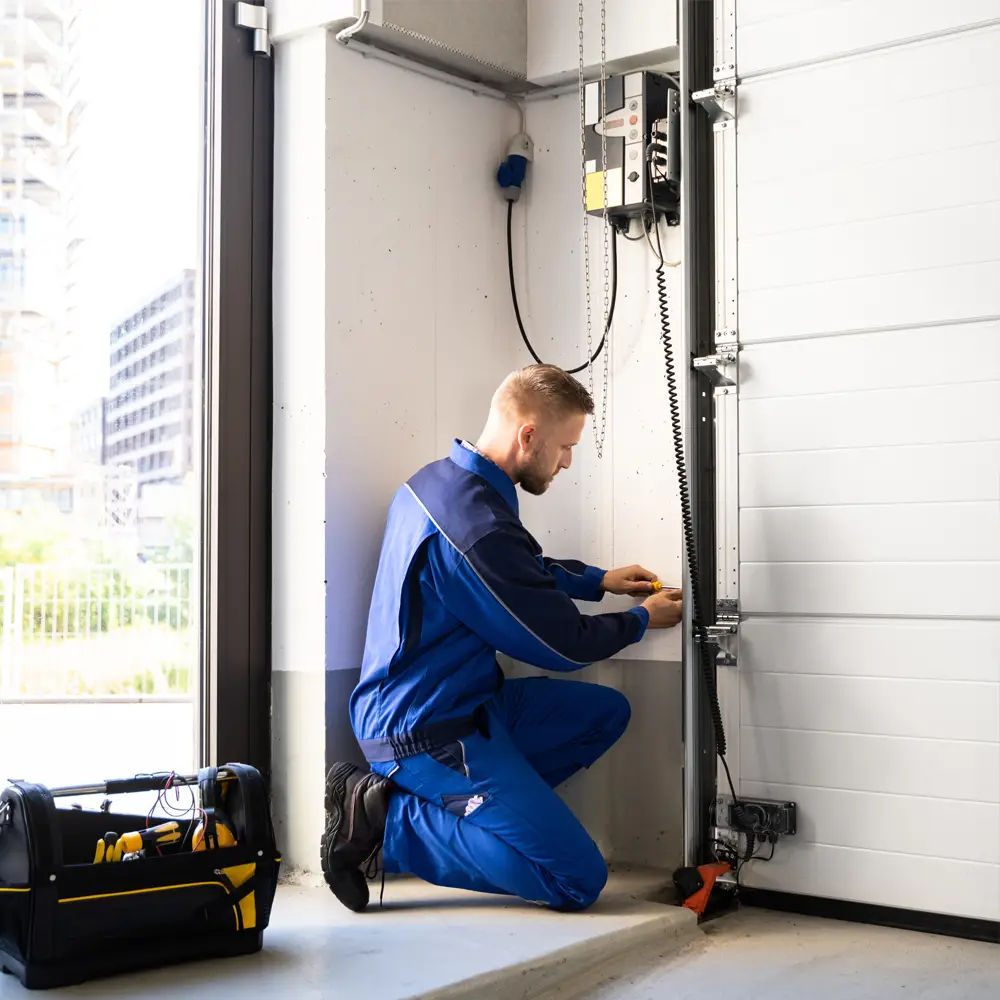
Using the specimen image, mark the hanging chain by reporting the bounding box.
[597,0,610,459]
[579,0,611,458]
[578,0,594,433]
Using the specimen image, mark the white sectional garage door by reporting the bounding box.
[724,0,1000,921]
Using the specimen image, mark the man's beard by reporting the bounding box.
[518,455,552,496]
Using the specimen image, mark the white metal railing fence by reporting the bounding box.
[0,563,195,699]
[0,566,13,694]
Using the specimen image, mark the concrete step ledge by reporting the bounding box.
[416,901,697,1000]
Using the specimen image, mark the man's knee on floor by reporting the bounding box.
[552,846,609,912]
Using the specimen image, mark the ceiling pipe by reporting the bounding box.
[335,0,371,44]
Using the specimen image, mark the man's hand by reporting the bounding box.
[642,588,683,629]
[602,564,660,597]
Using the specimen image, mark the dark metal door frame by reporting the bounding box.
[680,0,719,868]
[199,0,273,780]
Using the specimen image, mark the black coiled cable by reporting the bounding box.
[652,256,726,757]
[647,162,743,821]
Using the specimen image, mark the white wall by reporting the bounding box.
[323,40,522,676]
[271,29,332,875]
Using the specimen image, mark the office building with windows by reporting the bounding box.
[103,270,196,491]
[69,395,104,465]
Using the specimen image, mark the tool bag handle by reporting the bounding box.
[198,766,220,848]
[48,771,237,798]
[45,773,195,798]
[104,774,188,796]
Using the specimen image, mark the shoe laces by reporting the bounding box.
[363,847,386,907]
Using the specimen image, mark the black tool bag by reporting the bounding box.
[0,763,280,990]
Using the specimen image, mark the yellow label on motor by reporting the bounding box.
[586,170,606,211]
[586,168,624,212]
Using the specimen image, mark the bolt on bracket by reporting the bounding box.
[694,328,740,388]
[695,599,740,666]
[692,63,737,124]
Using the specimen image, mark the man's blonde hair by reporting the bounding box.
[502,364,595,420]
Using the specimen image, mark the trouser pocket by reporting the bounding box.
[440,791,492,819]
[428,741,468,777]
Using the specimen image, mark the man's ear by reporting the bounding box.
[517,422,536,453]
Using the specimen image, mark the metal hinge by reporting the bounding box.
[693,329,740,388]
[236,2,271,56]
[696,599,740,642]
[692,63,737,125]
[695,600,740,667]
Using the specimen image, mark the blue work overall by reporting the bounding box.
[349,440,649,911]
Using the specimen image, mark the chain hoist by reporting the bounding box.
[578,0,611,458]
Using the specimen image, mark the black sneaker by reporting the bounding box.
[321,762,391,912]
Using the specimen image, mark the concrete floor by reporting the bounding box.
[5,875,996,999]
[541,907,1000,1000]
[0,870,695,999]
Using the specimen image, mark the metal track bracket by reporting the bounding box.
[693,328,740,388]
[692,63,737,124]
[697,598,740,642]
[695,599,740,667]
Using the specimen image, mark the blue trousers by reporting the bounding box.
[371,677,631,911]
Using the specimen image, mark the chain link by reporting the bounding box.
[597,0,610,458]
[578,0,594,439]
[579,0,611,458]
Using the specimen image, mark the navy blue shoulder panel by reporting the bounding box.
[408,458,524,556]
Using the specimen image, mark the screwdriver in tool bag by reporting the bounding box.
[94,820,181,863]
[116,820,183,860]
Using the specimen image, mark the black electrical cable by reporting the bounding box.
[506,200,618,375]
[647,158,745,833]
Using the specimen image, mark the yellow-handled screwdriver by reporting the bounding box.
[110,821,182,861]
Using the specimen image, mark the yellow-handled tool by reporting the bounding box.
[93,830,117,864]
[98,821,182,862]
[93,830,121,863]
[115,820,182,860]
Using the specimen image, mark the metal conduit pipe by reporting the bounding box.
[335,0,371,44]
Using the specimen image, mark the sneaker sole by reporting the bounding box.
[322,861,370,912]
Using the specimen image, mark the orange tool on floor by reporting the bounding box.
[676,862,732,918]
